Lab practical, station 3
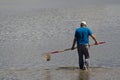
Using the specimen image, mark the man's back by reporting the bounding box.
[75,27,92,45]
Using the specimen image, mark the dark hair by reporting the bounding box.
[80,23,86,27]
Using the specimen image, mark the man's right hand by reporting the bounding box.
[95,41,99,45]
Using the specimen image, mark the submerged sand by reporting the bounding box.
[0,67,120,80]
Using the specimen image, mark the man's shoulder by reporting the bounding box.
[84,27,91,31]
[75,27,80,31]
[75,27,91,31]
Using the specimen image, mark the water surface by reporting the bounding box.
[0,0,120,69]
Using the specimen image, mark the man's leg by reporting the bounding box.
[83,45,90,69]
[78,52,84,69]
[77,45,84,69]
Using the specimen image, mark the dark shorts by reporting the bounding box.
[77,44,89,69]
[77,44,89,59]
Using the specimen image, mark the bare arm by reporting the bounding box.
[71,37,77,50]
[90,34,98,45]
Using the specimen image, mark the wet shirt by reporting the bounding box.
[75,27,92,45]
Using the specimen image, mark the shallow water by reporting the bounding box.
[0,1,120,80]
[0,1,120,70]
[0,67,120,80]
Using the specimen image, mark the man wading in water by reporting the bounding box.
[71,21,98,70]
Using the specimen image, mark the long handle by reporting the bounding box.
[47,41,106,54]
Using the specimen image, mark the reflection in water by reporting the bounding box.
[43,68,90,80]
[44,70,51,80]
[78,70,90,80]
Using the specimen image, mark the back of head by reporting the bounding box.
[80,21,87,27]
